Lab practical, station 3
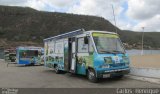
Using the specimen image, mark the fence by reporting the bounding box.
[130,54,160,79]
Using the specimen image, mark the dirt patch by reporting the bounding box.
[130,55,160,68]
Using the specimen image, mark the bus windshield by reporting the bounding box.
[20,50,38,58]
[92,32,125,54]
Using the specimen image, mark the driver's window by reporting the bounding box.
[89,38,94,53]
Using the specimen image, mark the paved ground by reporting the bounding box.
[0,60,160,88]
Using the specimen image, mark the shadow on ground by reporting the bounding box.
[42,69,125,83]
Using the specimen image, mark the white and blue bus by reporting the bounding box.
[16,46,44,65]
[44,29,130,82]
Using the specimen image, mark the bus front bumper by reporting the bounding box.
[96,68,130,78]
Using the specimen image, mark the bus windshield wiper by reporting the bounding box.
[98,50,113,54]
[111,50,124,54]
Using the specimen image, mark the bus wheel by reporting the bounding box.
[55,65,60,74]
[30,63,34,66]
[87,69,98,83]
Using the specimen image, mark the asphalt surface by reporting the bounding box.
[0,60,160,88]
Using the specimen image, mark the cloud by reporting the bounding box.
[117,21,134,31]
[44,0,76,8]
[0,0,126,28]
[68,0,125,23]
[0,0,127,29]
[0,0,160,32]
[67,0,141,32]
[0,0,76,11]
[133,15,160,32]
[25,0,47,11]
[126,0,160,32]
[127,0,160,20]
[0,0,46,10]
[0,0,27,6]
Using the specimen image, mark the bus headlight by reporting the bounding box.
[104,57,112,64]
[122,56,129,63]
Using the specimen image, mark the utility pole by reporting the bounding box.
[111,4,117,34]
[141,27,144,55]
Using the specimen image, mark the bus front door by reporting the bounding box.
[69,37,76,73]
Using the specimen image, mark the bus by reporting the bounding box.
[4,48,16,62]
[43,29,130,82]
[16,46,44,65]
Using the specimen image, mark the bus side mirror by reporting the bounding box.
[84,36,88,44]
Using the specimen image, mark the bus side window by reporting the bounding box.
[35,51,38,56]
[22,52,27,58]
[55,41,64,54]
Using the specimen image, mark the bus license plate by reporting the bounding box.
[103,74,110,78]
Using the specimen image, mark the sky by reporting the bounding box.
[0,0,160,32]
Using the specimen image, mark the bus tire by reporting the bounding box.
[55,65,60,74]
[87,69,98,83]
[30,63,34,66]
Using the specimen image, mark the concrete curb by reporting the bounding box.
[130,67,160,78]
[127,75,160,85]
[0,59,4,62]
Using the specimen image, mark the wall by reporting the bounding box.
[130,55,160,78]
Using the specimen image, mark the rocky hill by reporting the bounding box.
[0,5,160,49]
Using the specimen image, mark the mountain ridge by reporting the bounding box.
[0,5,159,49]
